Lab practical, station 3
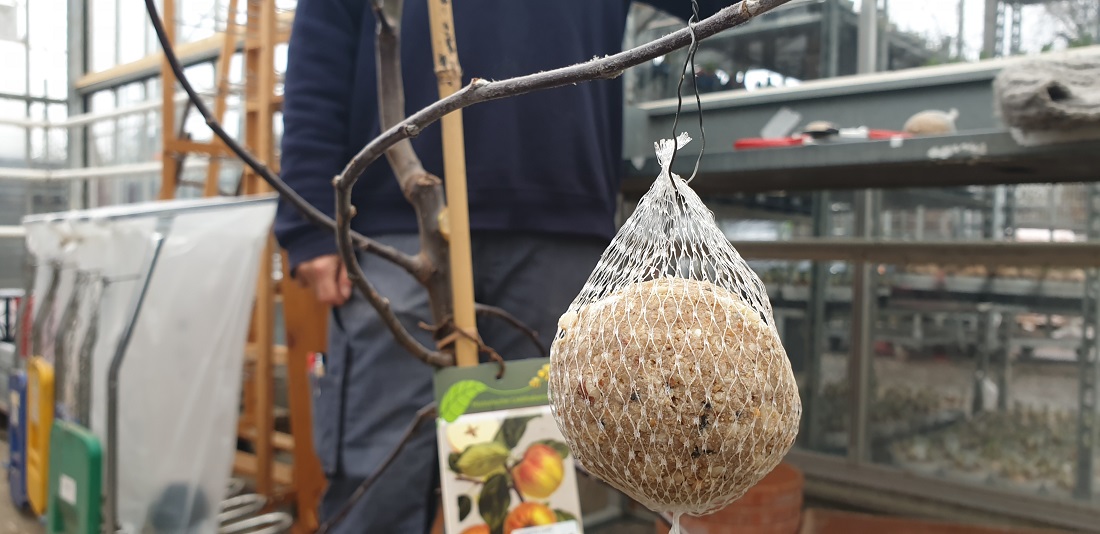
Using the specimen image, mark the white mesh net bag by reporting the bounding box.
[548,133,801,530]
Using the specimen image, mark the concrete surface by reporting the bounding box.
[0,439,44,534]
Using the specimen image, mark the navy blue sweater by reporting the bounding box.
[275,0,724,271]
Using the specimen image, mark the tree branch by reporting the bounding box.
[147,0,795,371]
[371,0,457,332]
[331,3,791,330]
[333,0,785,194]
[331,0,458,367]
[475,303,547,357]
[140,0,423,279]
[144,0,550,369]
[334,206,453,367]
[372,0,427,184]
[314,402,439,534]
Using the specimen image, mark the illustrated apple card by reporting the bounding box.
[434,358,583,534]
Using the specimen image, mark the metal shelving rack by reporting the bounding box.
[730,181,1100,531]
[1075,183,1100,499]
[622,60,1100,524]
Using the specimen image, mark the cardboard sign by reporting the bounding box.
[435,358,583,534]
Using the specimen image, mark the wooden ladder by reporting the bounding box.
[158,0,325,531]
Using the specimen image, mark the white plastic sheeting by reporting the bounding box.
[22,195,277,533]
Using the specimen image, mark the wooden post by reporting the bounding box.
[427,0,479,367]
[158,0,178,200]
[241,0,278,498]
[202,0,240,197]
[279,256,327,533]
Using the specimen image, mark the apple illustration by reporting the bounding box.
[503,502,556,534]
[446,419,501,453]
[460,525,490,534]
[511,443,564,500]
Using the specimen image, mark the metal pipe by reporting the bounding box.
[23,194,274,226]
[956,0,966,59]
[0,226,27,239]
[0,160,211,183]
[104,215,173,533]
[857,0,878,74]
[67,0,89,210]
[848,192,874,463]
[0,93,194,130]
[1074,183,1100,499]
[805,192,830,449]
[218,512,293,534]
[982,0,999,58]
[724,239,1100,268]
[217,494,268,526]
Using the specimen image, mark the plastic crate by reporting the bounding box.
[8,370,28,510]
[46,420,102,534]
[27,356,55,516]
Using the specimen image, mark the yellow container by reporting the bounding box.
[27,356,54,516]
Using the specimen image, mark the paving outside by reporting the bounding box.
[0,440,43,534]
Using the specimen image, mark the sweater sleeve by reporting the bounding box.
[274,0,364,273]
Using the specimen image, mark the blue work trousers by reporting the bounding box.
[314,232,605,533]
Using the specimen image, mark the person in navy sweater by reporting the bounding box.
[275,1,727,531]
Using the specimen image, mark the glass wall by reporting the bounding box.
[688,182,1100,514]
[1,0,294,282]
[0,0,69,288]
[871,263,1083,500]
[625,0,1100,104]
[78,0,289,206]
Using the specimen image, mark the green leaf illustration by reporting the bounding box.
[494,415,539,449]
[455,442,512,477]
[534,439,571,459]
[478,473,511,533]
[458,495,472,521]
[554,509,578,523]
[440,380,490,422]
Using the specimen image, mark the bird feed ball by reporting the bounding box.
[548,134,801,525]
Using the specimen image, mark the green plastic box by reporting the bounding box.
[46,420,102,534]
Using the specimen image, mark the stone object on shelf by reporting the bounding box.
[993,49,1100,145]
[903,109,959,135]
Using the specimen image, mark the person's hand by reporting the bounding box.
[296,254,352,306]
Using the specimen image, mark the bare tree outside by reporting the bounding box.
[1041,0,1099,49]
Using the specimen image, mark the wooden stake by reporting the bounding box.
[427,0,479,367]
[279,255,327,533]
[241,0,277,498]
[202,0,240,197]
[158,0,178,200]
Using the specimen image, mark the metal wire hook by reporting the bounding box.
[666,0,707,185]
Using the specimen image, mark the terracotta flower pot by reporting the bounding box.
[654,463,804,534]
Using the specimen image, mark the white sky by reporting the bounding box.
[875,0,1071,58]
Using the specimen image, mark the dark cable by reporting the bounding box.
[142,0,348,237]
[315,403,438,534]
[686,0,706,183]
